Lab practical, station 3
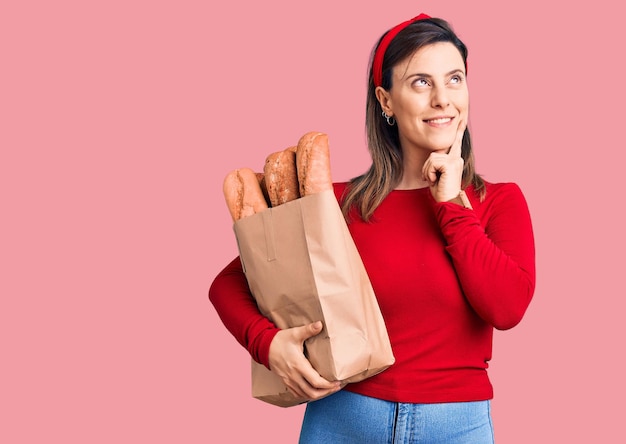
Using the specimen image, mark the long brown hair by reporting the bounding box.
[341,17,485,222]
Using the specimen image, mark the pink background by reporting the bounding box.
[2,0,624,442]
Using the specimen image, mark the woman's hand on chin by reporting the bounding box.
[422,118,467,203]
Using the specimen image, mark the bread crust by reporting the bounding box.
[223,167,269,221]
[255,172,271,207]
[263,146,300,207]
[296,132,332,196]
[222,132,332,220]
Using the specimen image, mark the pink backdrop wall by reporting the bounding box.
[2,1,624,442]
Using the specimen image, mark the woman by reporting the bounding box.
[209,14,535,443]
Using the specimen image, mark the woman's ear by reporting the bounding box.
[375,86,393,116]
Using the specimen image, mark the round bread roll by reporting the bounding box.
[223,167,269,221]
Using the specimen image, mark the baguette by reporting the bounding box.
[295,132,332,196]
[255,172,271,207]
[223,167,269,221]
[263,146,300,207]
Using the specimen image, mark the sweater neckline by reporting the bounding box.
[390,187,430,194]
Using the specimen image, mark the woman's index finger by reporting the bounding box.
[448,118,466,158]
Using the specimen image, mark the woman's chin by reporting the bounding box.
[427,141,456,153]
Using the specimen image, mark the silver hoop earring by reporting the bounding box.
[382,111,395,126]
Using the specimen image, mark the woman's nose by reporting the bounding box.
[431,86,450,109]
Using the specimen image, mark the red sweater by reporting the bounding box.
[209,181,535,403]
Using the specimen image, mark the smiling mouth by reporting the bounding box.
[424,117,453,124]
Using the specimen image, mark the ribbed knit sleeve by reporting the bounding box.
[208,256,280,368]
[433,183,536,330]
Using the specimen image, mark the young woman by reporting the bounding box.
[210,14,535,443]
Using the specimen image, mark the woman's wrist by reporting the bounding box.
[446,190,473,209]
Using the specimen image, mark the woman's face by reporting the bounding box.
[379,42,469,154]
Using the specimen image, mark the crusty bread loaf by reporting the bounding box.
[296,132,332,196]
[263,146,300,207]
[223,167,269,221]
[222,132,332,220]
[255,172,271,207]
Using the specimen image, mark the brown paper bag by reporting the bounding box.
[233,189,395,407]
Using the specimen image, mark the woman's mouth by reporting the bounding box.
[424,117,453,126]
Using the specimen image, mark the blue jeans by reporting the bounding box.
[299,390,494,444]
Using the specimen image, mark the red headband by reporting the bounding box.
[372,13,431,88]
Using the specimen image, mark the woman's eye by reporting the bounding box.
[413,78,429,87]
[450,75,463,84]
